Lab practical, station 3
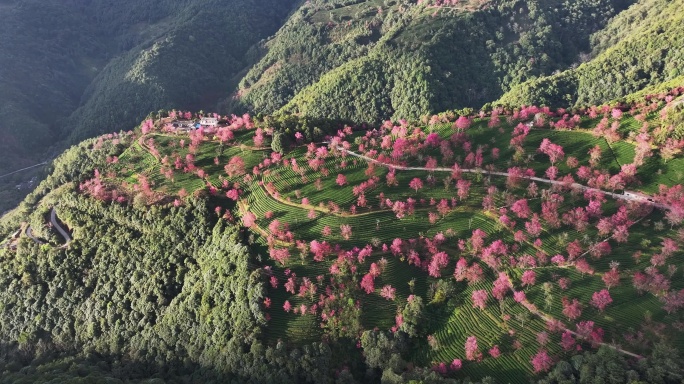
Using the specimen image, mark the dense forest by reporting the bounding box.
[234,0,634,122]
[3,0,684,382]
[497,0,684,108]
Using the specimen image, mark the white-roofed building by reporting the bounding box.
[200,117,219,127]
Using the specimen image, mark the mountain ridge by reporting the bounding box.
[496,0,684,108]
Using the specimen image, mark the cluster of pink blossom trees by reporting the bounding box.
[464,336,482,361]
[79,169,126,203]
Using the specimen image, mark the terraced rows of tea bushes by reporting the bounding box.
[429,120,630,176]
[247,181,500,247]
[263,249,434,344]
[264,152,373,208]
[420,278,557,384]
[264,151,490,210]
[112,133,266,195]
[89,104,684,383]
[356,254,432,330]
[116,142,159,182]
[527,260,684,347]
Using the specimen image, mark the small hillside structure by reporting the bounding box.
[200,117,219,127]
[173,120,195,128]
[169,120,197,133]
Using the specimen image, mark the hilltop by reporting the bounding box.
[2,88,684,382]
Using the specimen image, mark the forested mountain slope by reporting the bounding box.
[4,0,684,382]
[0,0,296,213]
[0,1,107,178]
[63,0,298,145]
[496,0,684,108]
[233,0,634,123]
[4,0,676,215]
[5,0,682,216]
[0,136,336,383]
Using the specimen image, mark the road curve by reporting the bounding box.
[330,144,670,211]
[51,207,72,243]
[25,226,46,245]
[23,208,71,246]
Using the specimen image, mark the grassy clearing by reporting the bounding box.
[307,0,392,25]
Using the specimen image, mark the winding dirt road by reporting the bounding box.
[50,207,72,243]
[24,207,71,246]
[25,226,46,245]
[331,144,670,211]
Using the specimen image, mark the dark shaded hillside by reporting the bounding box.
[0,0,297,214]
[0,1,106,172]
[64,0,298,144]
